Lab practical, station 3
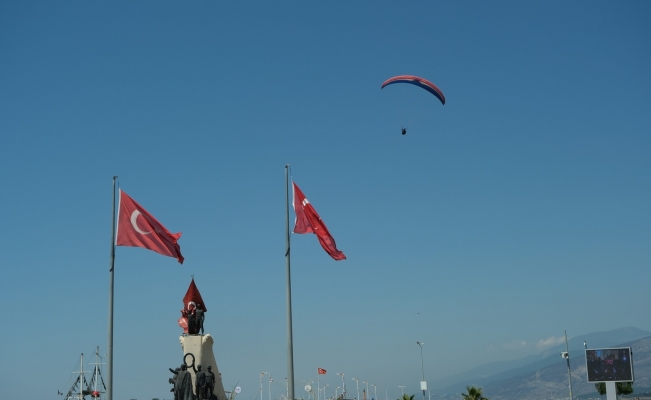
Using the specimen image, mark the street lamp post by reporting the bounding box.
[416,342,426,400]
[269,376,273,400]
[336,388,340,399]
[352,378,360,400]
[261,372,269,400]
[363,382,369,400]
[561,331,574,400]
[337,373,346,399]
[371,384,377,400]
[398,386,405,397]
[307,380,315,400]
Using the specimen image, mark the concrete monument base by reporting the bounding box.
[180,334,227,400]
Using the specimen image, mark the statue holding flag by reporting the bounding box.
[178,278,207,335]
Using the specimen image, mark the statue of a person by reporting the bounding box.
[195,365,206,400]
[168,367,181,400]
[175,364,193,400]
[187,303,197,334]
[205,366,215,400]
[195,306,205,335]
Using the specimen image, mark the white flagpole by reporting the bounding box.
[285,165,295,400]
[107,176,117,400]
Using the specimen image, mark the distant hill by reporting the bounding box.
[433,327,651,399]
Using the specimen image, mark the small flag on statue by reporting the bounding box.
[116,189,184,264]
[317,367,326,375]
[183,278,207,312]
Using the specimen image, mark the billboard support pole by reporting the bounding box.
[605,382,617,400]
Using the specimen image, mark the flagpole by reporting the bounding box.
[285,165,295,400]
[107,176,117,400]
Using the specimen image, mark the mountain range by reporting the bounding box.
[432,327,651,400]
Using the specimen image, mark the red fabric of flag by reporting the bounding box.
[183,278,207,312]
[292,182,346,261]
[116,189,184,264]
[318,368,326,375]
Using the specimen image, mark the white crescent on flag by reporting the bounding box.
[130,210,151,234]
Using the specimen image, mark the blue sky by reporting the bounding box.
[1,1,650,400]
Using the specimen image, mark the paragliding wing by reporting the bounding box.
[381,75,446,105]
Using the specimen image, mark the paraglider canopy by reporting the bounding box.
[381,75,446,105]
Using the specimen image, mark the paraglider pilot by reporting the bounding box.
[401,127,407,135]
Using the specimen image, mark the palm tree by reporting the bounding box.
[461,386,488,400]
[399,394,415,400]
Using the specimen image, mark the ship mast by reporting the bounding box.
[95,348,100,397]
[89,347,106,400]
[79,353,84,400]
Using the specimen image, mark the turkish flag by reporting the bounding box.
[116,189,184,264]
[317,368,326,375]
[183,278,207,311]
[292,182,346,261]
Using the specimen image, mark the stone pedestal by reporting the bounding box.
[179,334,227,400]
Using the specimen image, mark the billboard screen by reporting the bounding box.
[585,347,634,382]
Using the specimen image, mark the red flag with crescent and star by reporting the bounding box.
[116,189,184,264]
[317,367,326,375]
[292,182,346,261]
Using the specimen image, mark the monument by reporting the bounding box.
[174,278,228,400]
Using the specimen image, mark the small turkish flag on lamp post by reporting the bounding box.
[318,368,326,375]
[115,189,184,264]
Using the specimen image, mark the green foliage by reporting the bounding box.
[461,386,488,400]
[595,383,606,395]
[594,382,634,395]
[398,394,415,400]
[618,382,634,395]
